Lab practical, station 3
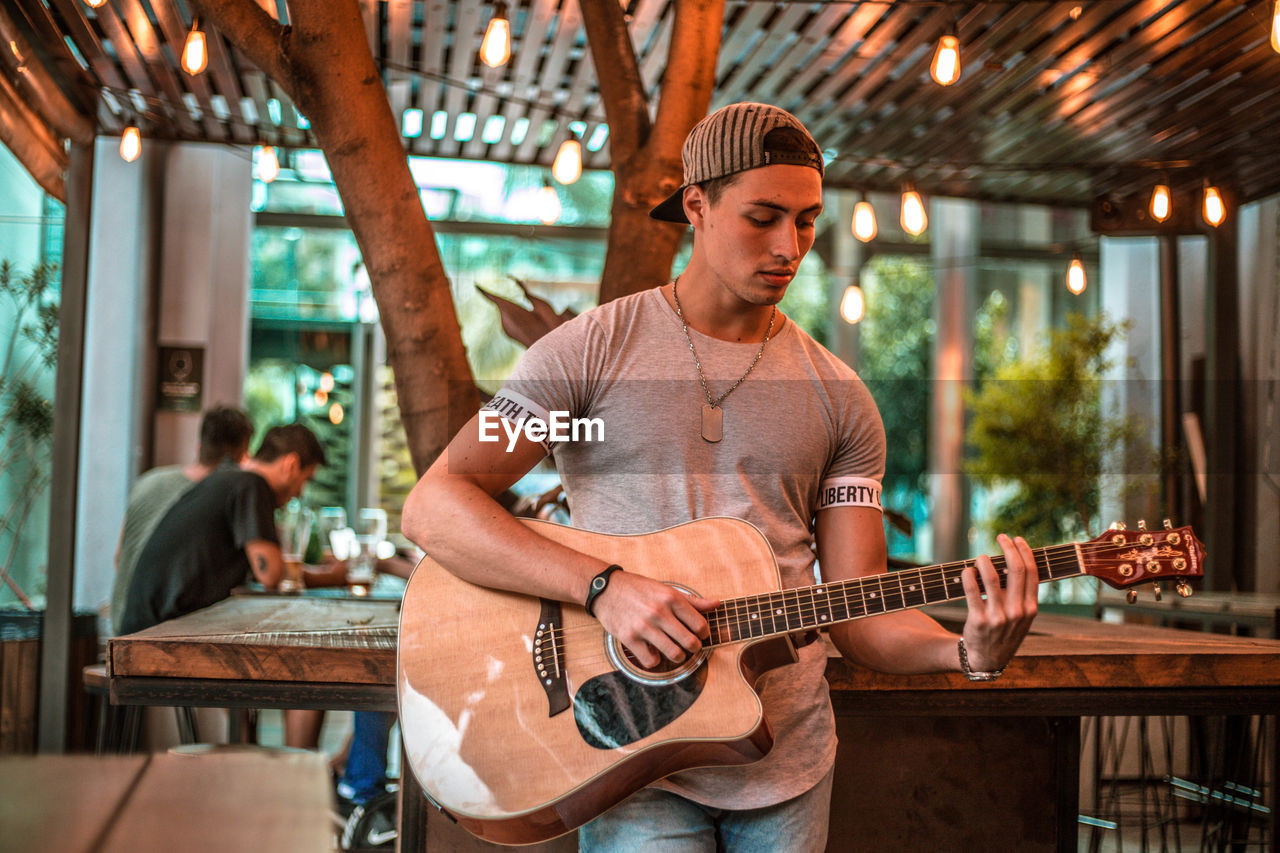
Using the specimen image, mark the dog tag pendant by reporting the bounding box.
[701,404,723,443]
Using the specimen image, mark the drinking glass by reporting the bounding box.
[278,501,314,593]
[317,506,348,559]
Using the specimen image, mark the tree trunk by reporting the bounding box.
[582,0,725,304]
[191,0,478,476]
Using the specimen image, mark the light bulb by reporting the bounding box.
[120,126,141,162]
[181,23,207,75]
[900,187,927,236]
[537,184,561,224]
[1149,183,1171,223]
[1202,182,1225,227]
[1271,0,1280,54]
[1067,255,1086,295]
[552,138,582,184]
[256,145,280,183]
[930,34,961,86]
[480,3,511,68]
[85,0,106,7]
[840,284,865,324]
[852,199,877,242]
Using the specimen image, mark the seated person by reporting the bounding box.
[109,405,253,633]
[118,423,346,634]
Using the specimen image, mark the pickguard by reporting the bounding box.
[572,665,708,749]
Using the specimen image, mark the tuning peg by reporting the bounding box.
[1163,519,1173,530]
[1126,590,1138,604]
[1177,580,1193,598]
[1109,521,1127,531]
[1137,519,1147,531]
[1152,582,1163,602]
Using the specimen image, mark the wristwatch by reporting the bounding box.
[958,637,1004,682]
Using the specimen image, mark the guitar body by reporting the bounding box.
[397,517,793,845]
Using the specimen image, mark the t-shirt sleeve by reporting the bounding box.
[816,377,887,513]
[228,477,280,548]
[480,313,606,452]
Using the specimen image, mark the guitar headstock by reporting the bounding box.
[1081,520,1205,598]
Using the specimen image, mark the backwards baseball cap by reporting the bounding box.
[649,102,824,224]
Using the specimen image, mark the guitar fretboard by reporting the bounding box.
[704,543,1082,646]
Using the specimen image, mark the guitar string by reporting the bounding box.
[540,537,1195,659]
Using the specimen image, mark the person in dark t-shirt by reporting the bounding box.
[119,423,344,634]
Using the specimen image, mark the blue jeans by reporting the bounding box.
[336,711,396,804]
[578,767,834,852]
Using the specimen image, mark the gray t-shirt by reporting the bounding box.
[109,465,194,632]
[486,287,886,809]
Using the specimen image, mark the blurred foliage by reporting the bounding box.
[857,256,935,496]
[964,312,1140,547]
[0,259,60,608]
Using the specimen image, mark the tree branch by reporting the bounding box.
[651,0,725,155]
[579,0,651,162]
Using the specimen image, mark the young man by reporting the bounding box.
[118,423,341,634]
[402,103,1038,850]
[109,405,254,632]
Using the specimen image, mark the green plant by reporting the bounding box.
[0,259,60,608]
[964,311,1142,548]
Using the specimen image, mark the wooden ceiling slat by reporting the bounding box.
[200,27,255,143]
[1005,9,1272,175]
[844,2,1053,165]
[408,0,450,157]
[42,0,130,93]
[714,4,811,106]
[241,71,278,146]
[805,2,924,116]
[636,4,675,100]
[437,0,482,158]
[514,0,583,164]
[772,4,885,111]
[809,5,954,142]
[384,0,413,146]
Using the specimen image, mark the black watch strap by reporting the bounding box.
[584,564,624,617]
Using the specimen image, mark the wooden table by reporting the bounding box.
[108,598,1280,853]
[0,751,332,853]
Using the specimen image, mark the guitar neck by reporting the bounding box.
[704,543,1084,647]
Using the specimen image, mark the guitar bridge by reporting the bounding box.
[534,599,570,717]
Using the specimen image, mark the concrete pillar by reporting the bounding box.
[929,198,978,563]
[153,144,252,464]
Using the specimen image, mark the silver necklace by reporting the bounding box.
[671,277,776,443]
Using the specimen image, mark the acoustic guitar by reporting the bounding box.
[396,516,1204,845]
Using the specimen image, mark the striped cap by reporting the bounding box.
[649,102,824,223]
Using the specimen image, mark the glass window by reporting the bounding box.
[0,144,65,610]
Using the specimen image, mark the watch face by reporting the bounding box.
[592,577,606,591]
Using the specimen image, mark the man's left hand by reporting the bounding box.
[959,533,1039,672]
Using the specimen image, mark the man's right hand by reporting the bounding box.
[590,571,719,669]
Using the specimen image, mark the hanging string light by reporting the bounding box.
[1271,0,1280,54]
[256,145,280,183]
[852,193,877,242]
[1202,179,1225,227]
[930,27,961,86]
[1066,252,1086,295]
[900,183,927,236]
[84,0,106,8]
[181,18,208,76]
[1149,179,1171,223]
[120,126,141,162]
[480,1,512,68]
[537,180,561,225]
[840,283,866,324]
[552,133,582,185]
